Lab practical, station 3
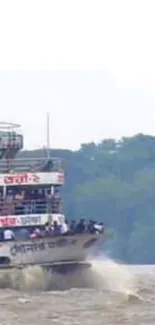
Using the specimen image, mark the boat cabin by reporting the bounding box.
[0,122,65,241]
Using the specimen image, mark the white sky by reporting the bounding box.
[0,0,155,150]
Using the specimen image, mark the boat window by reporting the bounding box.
[0,256,11,265]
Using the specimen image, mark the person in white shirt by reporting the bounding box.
[4,229,15,241]
[93,222,104,233]
[60,221,69,234]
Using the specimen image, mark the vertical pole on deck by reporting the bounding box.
[46,112,50,159]
[46,112,53,225]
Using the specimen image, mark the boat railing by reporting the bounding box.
[0,197,63,216]
[0,157,62,173]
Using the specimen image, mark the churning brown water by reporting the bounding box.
[0,255,154,325]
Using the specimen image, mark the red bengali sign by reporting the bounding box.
[0,216,17,227]
[0,214,64,228]
[0,214,50,227]
[3,173,40,185]
[0,172,64,186]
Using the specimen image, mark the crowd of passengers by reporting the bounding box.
[0,187,61,215]
[2,219,104,241]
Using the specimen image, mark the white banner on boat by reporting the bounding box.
[0,171,64,186]
[0,214,65,227]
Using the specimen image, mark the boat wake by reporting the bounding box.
[0,254,143,301]
[0,266,53,291]
[88,254,143,301]
[0,264,94,291]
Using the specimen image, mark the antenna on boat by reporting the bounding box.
[46,112,50,159]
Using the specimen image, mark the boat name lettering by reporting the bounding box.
[10,242,45,256]
[10,238,77,256]
[3,173,39,185]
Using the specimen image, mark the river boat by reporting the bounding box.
[0,121,104,273]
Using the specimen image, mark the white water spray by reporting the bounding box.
[89,254,139,298]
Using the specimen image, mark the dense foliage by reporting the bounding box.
[21,134,155,264]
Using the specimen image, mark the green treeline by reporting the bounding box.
[21,134,155,264]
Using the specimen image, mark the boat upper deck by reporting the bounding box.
[0,121,63,177]
[0,156,62,174]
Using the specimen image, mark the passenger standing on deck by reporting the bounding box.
[70,220,76,234]
[93,222,104,233]
[53,221,61,235]
[52,189,61,213]
[60,220,69,235]
[15,190,25,215]
[44,222,53,236]
[30,227,41,239]
[3,228,15,241]
[75,219,86,233]
[3,190,14,215]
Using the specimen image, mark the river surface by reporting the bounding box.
[0,257,154,325]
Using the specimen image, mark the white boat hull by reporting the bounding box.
[0,234,103,269]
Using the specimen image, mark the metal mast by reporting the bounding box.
[46,112,50,159]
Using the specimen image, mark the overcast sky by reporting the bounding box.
[0,0,155,150]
